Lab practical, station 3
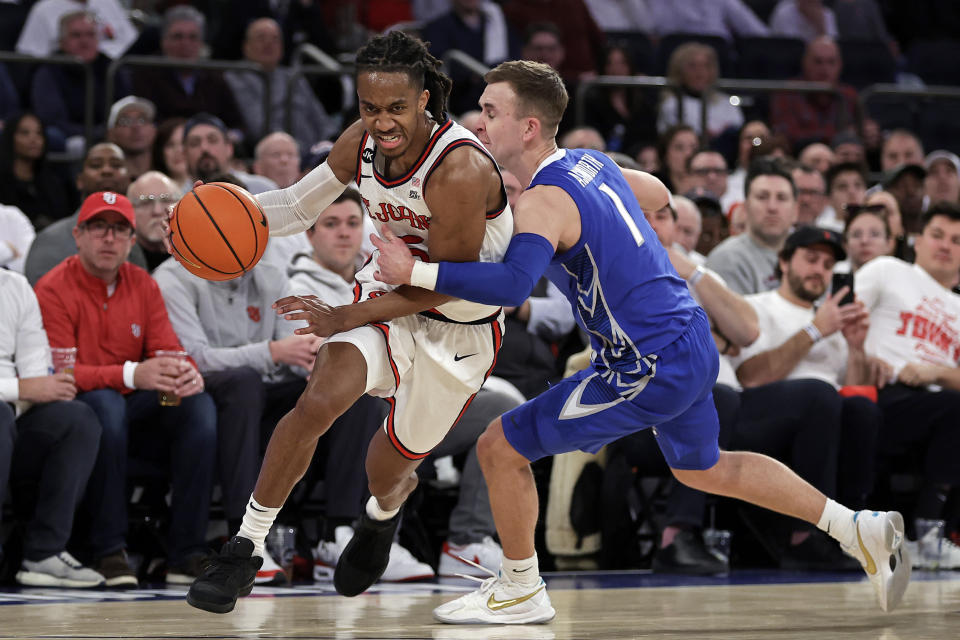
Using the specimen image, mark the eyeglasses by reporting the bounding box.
[843,203,887,215]
[133,193,178,208]
[82,220,134,238]
[691,167,727,176]
[797,188,826,197]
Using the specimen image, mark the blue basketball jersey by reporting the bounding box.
[530,149,700,376]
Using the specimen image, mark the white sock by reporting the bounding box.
[366,495,400,521]
[816,498,857,550]
[501,552,539,587]
[237,496,280,557]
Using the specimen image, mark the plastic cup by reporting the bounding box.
[155,349,189,407]
[50,347,77,375]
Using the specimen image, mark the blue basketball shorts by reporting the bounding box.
[502,308,721,471]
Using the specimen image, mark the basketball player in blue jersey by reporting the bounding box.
[373,60,911,624]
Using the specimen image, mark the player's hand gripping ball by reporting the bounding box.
[168,182,269,281]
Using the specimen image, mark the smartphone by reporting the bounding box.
[831,272,855,305]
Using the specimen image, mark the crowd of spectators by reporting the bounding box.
[2,0,960,589]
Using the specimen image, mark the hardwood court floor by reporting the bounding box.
[0,571,956,640]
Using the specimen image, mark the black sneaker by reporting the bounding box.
[652,530,728,575]
[186,536,263,614]
[334,510,401,597]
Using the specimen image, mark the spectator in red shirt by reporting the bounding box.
[34,191,217,588]
[770,36,862,151]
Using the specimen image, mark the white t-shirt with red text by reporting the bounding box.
[856,256,960,375]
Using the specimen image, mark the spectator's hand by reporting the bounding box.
[840,301,870,350]
[865,356,894,389]
[18,373,76,403]
[270,334,323,370]
[274,294,346,338]
[898,362,940,387]
[371,224,415,286]
[812,287,861,337]
[134,357,183,391]
[172,363,205,398]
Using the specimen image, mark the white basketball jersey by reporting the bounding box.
[353,118,513,322]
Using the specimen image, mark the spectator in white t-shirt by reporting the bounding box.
[856,202,960,567]
[731,226,883,509]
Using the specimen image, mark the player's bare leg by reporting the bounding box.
[433,418,556,624]
[673,450,910,612]
[476,419,538,562]
[251,342,368,507]
[188,342,368,613]
[334,429,423,596]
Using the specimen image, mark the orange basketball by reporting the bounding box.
[169,182,269,281]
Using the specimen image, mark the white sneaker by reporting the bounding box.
[380,542,435,582]
[910,527,960,570]
[439,537,502,577]
[936,535,960,569]
[313,525,353,581]
[434,572,555,624]
[16,552,105,588]
[254,549,288,585]
[839,510,911,612]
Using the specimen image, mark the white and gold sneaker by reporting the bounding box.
[839,510,911,612]
[433,565,555,625]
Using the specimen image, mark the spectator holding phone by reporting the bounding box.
[731,226,885,511]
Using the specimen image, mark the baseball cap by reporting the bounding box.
[107,96,156,129]
[925,150,960,174]
[77,191,136,228]
[783,226,846,261]
[883,163,927,188]
[183,112,229,140]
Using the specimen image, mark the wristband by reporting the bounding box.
[123,361,138,389]
[410,260,439,290]
[803,323,823,344]
[686,264,705,287]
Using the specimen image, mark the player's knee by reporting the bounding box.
[477,419,524,470]
[291,388,339,432]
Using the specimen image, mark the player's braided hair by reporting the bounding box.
[355,31,452,123]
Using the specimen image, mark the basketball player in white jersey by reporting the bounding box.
[187,31,512,613]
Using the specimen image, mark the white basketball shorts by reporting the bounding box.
[326,312,504,459]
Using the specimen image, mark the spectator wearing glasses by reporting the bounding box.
[127,171,180,272]
[106,97,157,181]
[34,191,217,587]
[132,6,245,137]
[688,150,731,211]
[30,10,132,153]
[23,142,146,286]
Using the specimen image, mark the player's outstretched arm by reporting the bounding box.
[255,121,364,236]
[374,186,573,307]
